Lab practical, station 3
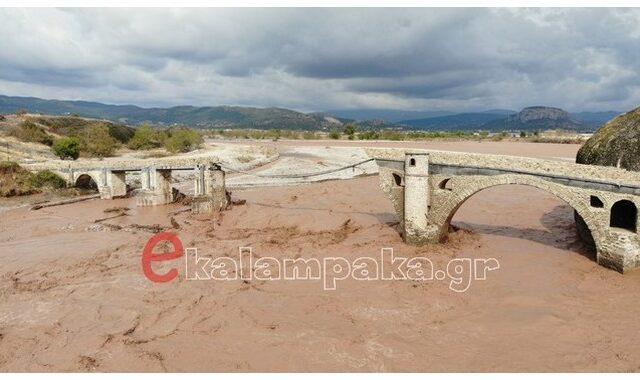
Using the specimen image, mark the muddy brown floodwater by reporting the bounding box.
[1,141,640,372]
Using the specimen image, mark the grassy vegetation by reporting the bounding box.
[28,170,67,189]
[163,127,203,153]
[0,161,66,197]
[128,124,203,153]
[31,116,134,143]
[9,120,54,146]
[7,116,131,158]
[127,124,163,150]
[80,124,120,157]
[5,116,206,158]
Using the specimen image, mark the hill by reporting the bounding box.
[396,107,611,132]
[0,95,619,132]
[0,95,342,131]
[0,114,134,143]
[482,106,588,131]
[570,111,621,128]
[398,112,507,130]
[324,109,456,123]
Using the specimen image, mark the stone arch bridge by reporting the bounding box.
[367,148,640,273]
[28,162,229,214]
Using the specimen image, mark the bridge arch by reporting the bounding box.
[74,173,99,191]
[431,175,605,254]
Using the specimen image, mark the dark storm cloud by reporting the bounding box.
[0,8,639,111]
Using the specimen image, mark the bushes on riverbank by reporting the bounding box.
[128,124,203,153]
[0,161,66,197]
[7,115,205,158]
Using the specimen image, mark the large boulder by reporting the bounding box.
[574,106,640,250]
[576,107,640,170]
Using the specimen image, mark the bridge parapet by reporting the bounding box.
[24,154,222,174]
[368,148,640,273]
[367,148,640,189]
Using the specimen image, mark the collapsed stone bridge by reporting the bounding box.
[33,162,229,213]
[367,148,640,273]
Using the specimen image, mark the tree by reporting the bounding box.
[82,124,118,157]
[52,136,81,160]
[343,123,358,140]
[163,127,203,153]
[329,128,341,140]
[128,124,163,150]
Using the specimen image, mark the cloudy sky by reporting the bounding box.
[1,8,639,112]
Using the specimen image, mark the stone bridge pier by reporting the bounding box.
[371,149,640,273]
[191,163,230,214]
[136,167,175,207]
[135,163,229,212]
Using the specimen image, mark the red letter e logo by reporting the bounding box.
[142,231,183,283]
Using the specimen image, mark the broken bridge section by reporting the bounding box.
[367,148,640,274]
[31,162,229,214]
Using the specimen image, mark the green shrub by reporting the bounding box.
[10,120,53,146]
[81,124,119,157]
[52,136,81,160]
[28,170,66,189]
[128,124,163,150]
[329,128,341,139]
[163,127,203,153]
[358,130,380,140]
[343,123,357,140]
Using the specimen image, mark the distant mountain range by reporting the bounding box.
[0,95,621,132]
[326,108,515,123]
[399,107,621,132]
[324,109,458,123]
[0,95,342,131]
[399,112,511,130]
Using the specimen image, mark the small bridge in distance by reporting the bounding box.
[28,161,230,214]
